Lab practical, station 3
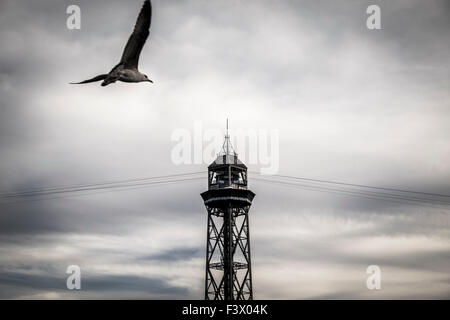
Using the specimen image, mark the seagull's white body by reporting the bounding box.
[102,64,150,86]
[71,0,153,87]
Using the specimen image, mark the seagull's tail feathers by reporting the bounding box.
[70,74,108,85]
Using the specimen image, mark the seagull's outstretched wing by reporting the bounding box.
[120,0,152,69]
[70,74,108,84]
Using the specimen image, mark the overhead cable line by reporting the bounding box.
[1,170,449,209]
[252,177,450,209]
[249,171,450,199]
[0,171,205,199]
[0,176,204,205]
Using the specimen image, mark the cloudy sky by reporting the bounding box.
[0,0,449,299]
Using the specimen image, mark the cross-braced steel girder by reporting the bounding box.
[204,205,253,300]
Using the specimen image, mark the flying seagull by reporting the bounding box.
[71,0,153,86]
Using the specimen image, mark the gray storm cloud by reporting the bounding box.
[0,0,449,299]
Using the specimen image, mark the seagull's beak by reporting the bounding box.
[146,79,153,83]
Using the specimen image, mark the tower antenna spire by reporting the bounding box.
[226,118,229,155]
[221,118,236,156]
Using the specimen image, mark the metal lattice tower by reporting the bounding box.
[201,121,256,300]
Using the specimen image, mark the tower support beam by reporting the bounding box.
[203,204,254,300]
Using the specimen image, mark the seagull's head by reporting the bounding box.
[143,74,153,83]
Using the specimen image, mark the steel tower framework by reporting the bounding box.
[201,123,255,300]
